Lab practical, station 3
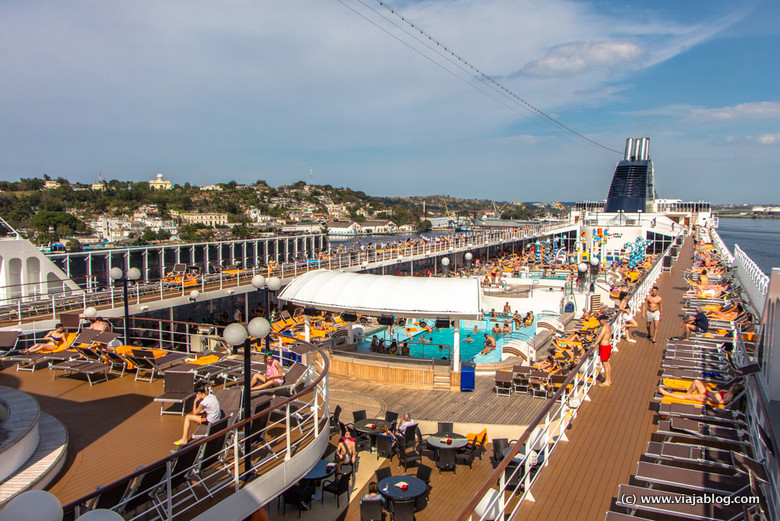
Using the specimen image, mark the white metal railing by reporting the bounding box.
[709,228,735,266]
[456,241,674,521]
[5,223,578,325]
[734,244,769,315]
[62,345,330,521]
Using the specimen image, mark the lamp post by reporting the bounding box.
[441,256,450,277]
[223,317,270,480]
[251,275,282,353]
[109,267,141,345]
[465,252,473,273]
[589,255,600,293]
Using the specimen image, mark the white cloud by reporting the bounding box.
[690,102,780,122]
[523,41,644,76]
[747,133,780,145]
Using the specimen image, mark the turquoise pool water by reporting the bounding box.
[358,319,537,363]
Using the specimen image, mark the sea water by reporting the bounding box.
[716,218,780,275]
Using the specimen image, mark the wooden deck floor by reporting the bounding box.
[0,366,183,505]
[515,237,694,521]
[329,375,548,426]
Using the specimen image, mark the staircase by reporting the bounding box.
[432,366,451,390]
[0,386,68,508]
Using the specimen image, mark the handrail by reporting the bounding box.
[61,341,329,517]
[455,234,677,521]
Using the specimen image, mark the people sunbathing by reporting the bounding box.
[250,353,284,391]
[23,323,66,353]
[659,379,742,406]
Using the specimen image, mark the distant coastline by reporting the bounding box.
[714,213,780,219]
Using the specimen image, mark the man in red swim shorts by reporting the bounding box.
[595,315,613,387]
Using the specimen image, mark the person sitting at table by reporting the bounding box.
[335,436,356,474]
[360,481,385,505]
[250,353,284,391]
[174,384,221,446]
[396,413,415,438]
[23,323,66,353]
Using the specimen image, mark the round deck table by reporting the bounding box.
[378,475,427,501]
[302,459,336,501]
[426,432,468,449]
[354,419,391,435]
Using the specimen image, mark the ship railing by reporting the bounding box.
[733,244,769,315]
[62,342,330,521]
[5,224,577,325]
[454,238,675,521]
[733,331,780,519]
[709,228,735,265]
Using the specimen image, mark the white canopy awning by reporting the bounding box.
[277,269,481,319]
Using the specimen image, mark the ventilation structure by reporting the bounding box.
[604,137,656,213]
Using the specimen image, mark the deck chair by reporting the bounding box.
[635,461,750,495]
[193,388,242,438]
[189,415,232,498]
[84,474,135,515]
[155,371,196,415]
[321,471,352,506]
[50,352,110,386]
[436,446,457,475]
[375,466,392,483]
[529,370,550,399]
[384,410,399,430]
[396,437,421,471]
[128,349,188,382]
[658,402,746,426]
[330,404,343,435]
[490,438,509,469]
[360,497,384,521]
[244,396,276,463]
[644,441,735,470]
[658,418,750,447]
[437,422,454,436]
[375,434,394,460]
[101,350,129,377]
[512,365,531,393]
[149,444,201,517]
[390,499,415,521]
[353,409,367,423]
[616,484,745,521]
[494,370,513,397]
[121,462,170,516]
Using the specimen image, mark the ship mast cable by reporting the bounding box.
[339,0,622,155]
[335,0,528,120]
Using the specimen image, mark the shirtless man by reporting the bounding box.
[641,286,662,344]
[481,334,496,355]
[595,315,613,387]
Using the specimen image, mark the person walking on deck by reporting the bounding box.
[595,315,613,387]
[642,286,663,344]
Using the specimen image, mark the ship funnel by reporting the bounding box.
[624,138,634,160]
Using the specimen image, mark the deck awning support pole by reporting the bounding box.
[304,315,311,342]
[452,318,461,373]
[347,322,353,344]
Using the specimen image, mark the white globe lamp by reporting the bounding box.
[248,317,271,339]
[223,323,248,346]
[0,490,62,521]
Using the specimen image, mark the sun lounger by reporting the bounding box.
[658,402,746,426]
[657,418,750,447]
[50,359,110,385]
[635,460,750,495]
[645,440,735,469]
[253,362,309,398]
[125,349,189,382]
[154,371,197,415]
[616,484,746,521]
[494,370,513,397]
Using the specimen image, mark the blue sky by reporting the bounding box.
[0,0,777,203]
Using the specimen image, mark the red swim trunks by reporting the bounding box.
[599,344,612,362]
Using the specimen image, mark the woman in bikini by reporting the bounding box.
[250,353,284,391]
[24,324,66,353]
[659,380,742,405]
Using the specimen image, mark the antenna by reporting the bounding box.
[310,166,313,184]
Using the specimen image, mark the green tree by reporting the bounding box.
[415,219,432,232]
[30,211,85,234]
[66,238,83,252]
[231,224,252,238]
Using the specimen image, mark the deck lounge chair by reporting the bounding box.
[494,371,513,397]
[657,418,750,447]
[512,365,532,393]
[644,441,735,469]
[155,371,197,415]
[252,362,309,398]
[635,461,750,495]
[658,402,746,426]
[616,484,745,521]
[126,349,189,382]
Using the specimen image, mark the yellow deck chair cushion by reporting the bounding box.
[662,378,716,391]
[660,395,725,409]
[467,427,488,445]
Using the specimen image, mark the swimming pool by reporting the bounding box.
[358,319,537,364]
